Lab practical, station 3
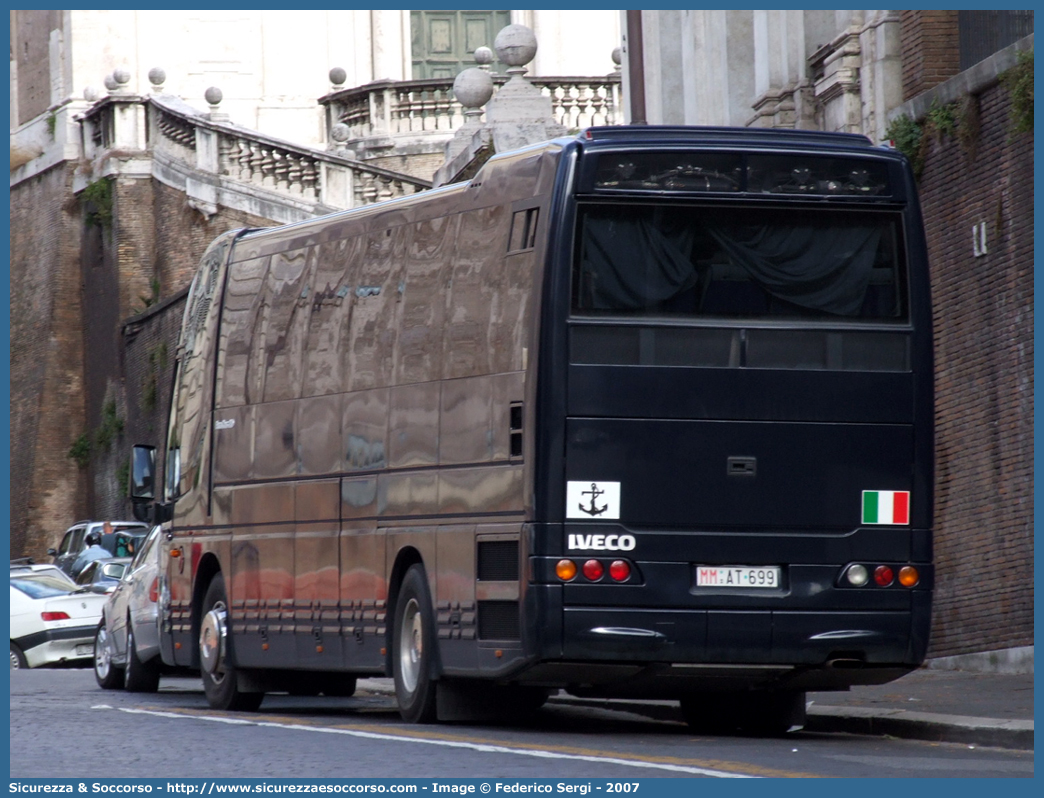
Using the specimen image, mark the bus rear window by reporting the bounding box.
[573,204,907,321]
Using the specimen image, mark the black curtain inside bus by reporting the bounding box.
[576,206,897,319]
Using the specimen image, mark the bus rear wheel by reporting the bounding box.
[392,564,438,723]
[199,574,264,712]
[322,675,357,697]
[680,690,804,736]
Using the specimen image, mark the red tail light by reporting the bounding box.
[149,577,159,603]
[582,559,604,581]
[873,565,895,586]
[609,560,631,582]
[41,611,70,621]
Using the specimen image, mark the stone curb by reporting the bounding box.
[803,705,1034,751]
[357,680,1033,750]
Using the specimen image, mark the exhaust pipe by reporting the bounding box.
[826,657,865,669]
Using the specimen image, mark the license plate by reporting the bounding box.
[696,565,781,588]
[75,644,93,657]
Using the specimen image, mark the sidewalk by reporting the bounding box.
[357,668,1034,750]
[805,669,1033,749]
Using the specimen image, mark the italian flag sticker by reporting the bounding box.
[862,490,911,525]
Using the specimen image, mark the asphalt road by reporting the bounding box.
[9,668,1034,779]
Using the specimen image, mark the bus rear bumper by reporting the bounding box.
[562,607,918,664]
[511,603,927,695]
[517,659,914,697]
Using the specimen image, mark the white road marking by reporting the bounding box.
[104,706,757,778]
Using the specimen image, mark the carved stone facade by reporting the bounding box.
[626,10,904,142]
[10,9,620,151]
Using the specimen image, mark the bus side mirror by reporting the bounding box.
[130,445,156,500]
[130,445,156,524]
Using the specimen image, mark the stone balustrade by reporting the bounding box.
[323,74,621,144]
[77,93,431,221]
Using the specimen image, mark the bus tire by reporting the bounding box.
[287,679,322,697]
[679,695,733,734]
[738,691,805,736]
[322,675,357,697]
[123,623,160,693]
[93,625,123,689]
[680,690,804,736]
[199,574,264,712]
[392,564,438,724]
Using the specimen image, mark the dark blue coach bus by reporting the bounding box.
[125,126,933,735]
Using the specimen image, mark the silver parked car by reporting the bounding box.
[93,525,165,692]
[74,557,131,595]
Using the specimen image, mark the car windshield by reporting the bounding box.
[11,574,79,598]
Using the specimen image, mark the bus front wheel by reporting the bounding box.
[392,564,438,723]
[199,574,264,712]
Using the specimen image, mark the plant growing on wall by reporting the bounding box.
[81,178,114,228]
[1001,48,1033,133]
[925,99,959,141]
[136,276,161,313]
[957,94,982,157]
[141,341,168,413]
[94,399,125,450]
[68,433,91,468]
[884,115,925,178]
[115,458,130,497]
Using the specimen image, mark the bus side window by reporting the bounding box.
[216,256,270,408]
[302,237,360,398]
[508,208,539,253]
[445,206,508,379]
[261,248,309,404]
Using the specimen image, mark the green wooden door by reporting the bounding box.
[410,10,510,79]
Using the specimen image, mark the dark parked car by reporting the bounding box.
[49,521,148,576]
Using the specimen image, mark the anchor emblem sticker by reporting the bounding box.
[566,481,621,520]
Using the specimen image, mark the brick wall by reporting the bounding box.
[917,81,1034,656]
[12,10,63,126]
[11,168,289,548]
[118,288,190,519]
[901,11,961,101]
[10,163,87,557]
[86,179,278,521]
[152,181,275,299]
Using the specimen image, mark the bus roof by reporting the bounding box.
[577,125,876,150]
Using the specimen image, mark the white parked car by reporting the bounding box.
[10,563,108,669]
[94,525,166,692]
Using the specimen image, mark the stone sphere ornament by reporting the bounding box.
[204,86,223,106]
[112,68,131,90]
[103,73,118,92]
[494,24,537,68]
[148,67,166,87]
[473,46,494,68]
[453,67,494,110]
[329,67,347,87]
[330,123,350,143]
